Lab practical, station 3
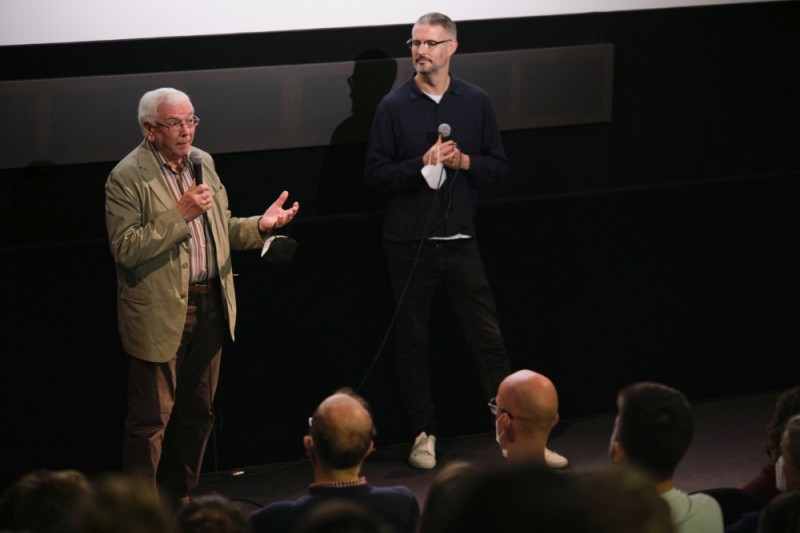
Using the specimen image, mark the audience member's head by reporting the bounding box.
[491,369,559,464]
[293,499,391,533]
[609,382,694,484]
[305,387,376,472]
[778,413,800,492]
[758,489,800,533]
[418,460,480,533]
[251,387,419,533]
[763,386,800,462]
[0,468,93,533]
[424,462,597,533]
[67,472,175,533]
[574,464,674,533]
[175,493,250,533]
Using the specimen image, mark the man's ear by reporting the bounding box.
[610,440,626,462]
[303,435,313,455]
[501,413,513,438]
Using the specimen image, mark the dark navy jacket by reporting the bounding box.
[250,483,419,533]
[364,74,508,241]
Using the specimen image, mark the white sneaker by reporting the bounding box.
[409,432,437,469]
[545,447,569,469]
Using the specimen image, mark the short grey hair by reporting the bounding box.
[413,12,457,40]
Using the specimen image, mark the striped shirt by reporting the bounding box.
[150,143,218,284]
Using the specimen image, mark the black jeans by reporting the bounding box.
[383,238,510,437]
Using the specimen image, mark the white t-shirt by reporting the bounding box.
[662,487,724,533]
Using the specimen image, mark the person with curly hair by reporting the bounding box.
[742,386,800,507]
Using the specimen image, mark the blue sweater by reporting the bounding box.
[250,483,420,533]
[364,74,508,242]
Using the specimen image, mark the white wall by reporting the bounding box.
[0,0,775,47]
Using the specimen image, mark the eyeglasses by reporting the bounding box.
[153,115,200,132]
[488,397,514,420]
[406,39,452,50]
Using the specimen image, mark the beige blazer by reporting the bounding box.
[105,141,263,362]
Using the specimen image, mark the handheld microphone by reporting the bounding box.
[189,151,203,185]
[438,123,452,140]
[189,151,211,227]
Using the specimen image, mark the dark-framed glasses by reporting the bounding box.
[406,39,452,50]
[154,115,200,132]
[488,397,514,420]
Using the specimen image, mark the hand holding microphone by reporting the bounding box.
[176,150,212,222]
[422,124,457,163]
[431,123,467,171]
[421,123,462,189]
[177,184,212,222]
[190,150,213,214]
[436,123,469,171]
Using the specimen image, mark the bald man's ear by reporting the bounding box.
[501,413,512,434]
[610,440,626,462]
[303,435,314,455]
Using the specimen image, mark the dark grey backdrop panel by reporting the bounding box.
[0,45,612,170]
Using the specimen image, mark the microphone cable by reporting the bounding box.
[440,147,462,220]
[213,147,458,496]
[356,155,454,393]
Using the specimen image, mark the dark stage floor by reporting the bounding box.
[193,389,782,517]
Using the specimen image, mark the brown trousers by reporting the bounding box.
[122,283,224,503]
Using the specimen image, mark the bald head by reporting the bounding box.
[499,370,559,425]
[495,370,560,463]
[318,392,374,433]
[307,388,376,469]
